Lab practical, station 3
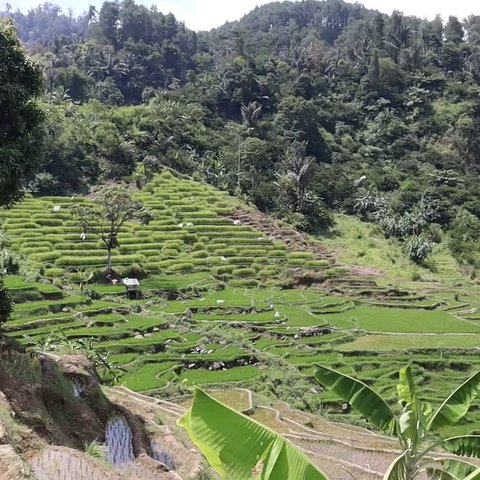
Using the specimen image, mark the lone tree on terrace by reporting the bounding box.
[71,184,151,273]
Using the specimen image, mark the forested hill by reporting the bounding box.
[2,0,480,270]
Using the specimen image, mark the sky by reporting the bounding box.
[7,0,480,31]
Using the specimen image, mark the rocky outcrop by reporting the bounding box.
[0,349,201,479]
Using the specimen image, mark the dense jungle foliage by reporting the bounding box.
[3,0,480,268]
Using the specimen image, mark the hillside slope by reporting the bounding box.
[0,349,204,479]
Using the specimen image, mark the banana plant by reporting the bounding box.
[315,364,480,480]
[178,388,327,480]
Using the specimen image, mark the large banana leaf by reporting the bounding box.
[383,452,407,480]
[397,366,422,447]
[438,459,480,479]
[427,467,459,480]
[177,388,327,480]
[428,463,480,480]
[427,371,480,432]
[464,468,480,480]
[397,366,418,405]
[315,364,397,435]
[442,436,480,458]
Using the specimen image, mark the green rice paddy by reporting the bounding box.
[3,171,480,437]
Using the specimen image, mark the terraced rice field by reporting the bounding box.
[4,273,480,437]
[0,171,333,285]
[3,171,480,441]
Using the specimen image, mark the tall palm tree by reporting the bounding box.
[286,141,316,209]
[240,101,262,128]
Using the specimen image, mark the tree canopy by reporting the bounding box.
[0,18,44,206]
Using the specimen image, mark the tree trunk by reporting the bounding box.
[106,249,112,273]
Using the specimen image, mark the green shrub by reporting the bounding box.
[286,251,314,259]
[8,288,43,303]
[4,217,31,224]
[161,248,179,256]
[213,266,235,275]
[56,254,143,266]
[238,249,267,256]
[226,257,252,265]
[402,235,433,264]
[183,210,216,218]
[55,242,100,250]
[140,249,162,257]
[143,262,163,271]
[268,250,287,257]
[192,250,208,258]
[215,207,235,214]
[287,258,307,266]
[232,268,256,277]
[306,260,329,267]
[214,248,237,256]
[253,257,269,264]
[22,247,50,255]
[119,242,164,252]
[325,267,347,277]
[167,262,194,272]
[258,268,278,276]
[7,223,39,230]
[191,258,208,266]
[30,252,62,262]
[20,241,52,249]
[67,271,92,282]
[206,256,225,266]
[122,263,147,278]
[84,440,106,459]
[229,279,260,287]
[44,267,65,277]
[35,218,63,226]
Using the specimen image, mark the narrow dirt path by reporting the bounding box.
[221,208,336,262]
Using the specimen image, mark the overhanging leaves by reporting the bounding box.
[437,458,480,480]
[315,364,398,435]
[427,467,459,480]
[383,452,407,480]
[464,467,480,480]
[442,436,480,458]
[427,371,480,432]
[397,365,422,447]
[178,388,326,480]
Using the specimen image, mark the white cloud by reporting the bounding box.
[149,0,275,31]
[360,0,480,21]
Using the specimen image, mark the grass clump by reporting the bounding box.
[232,268,256,278]
[83,440,106,459]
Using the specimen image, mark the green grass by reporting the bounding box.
[192,310,281,323]
[109,353,139,365]
[324,306,480,333]
[4,275,62,295]
[320,214,463,286]
[178,366,261,385]
[121,361,179,391]
[337,334,480,352]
